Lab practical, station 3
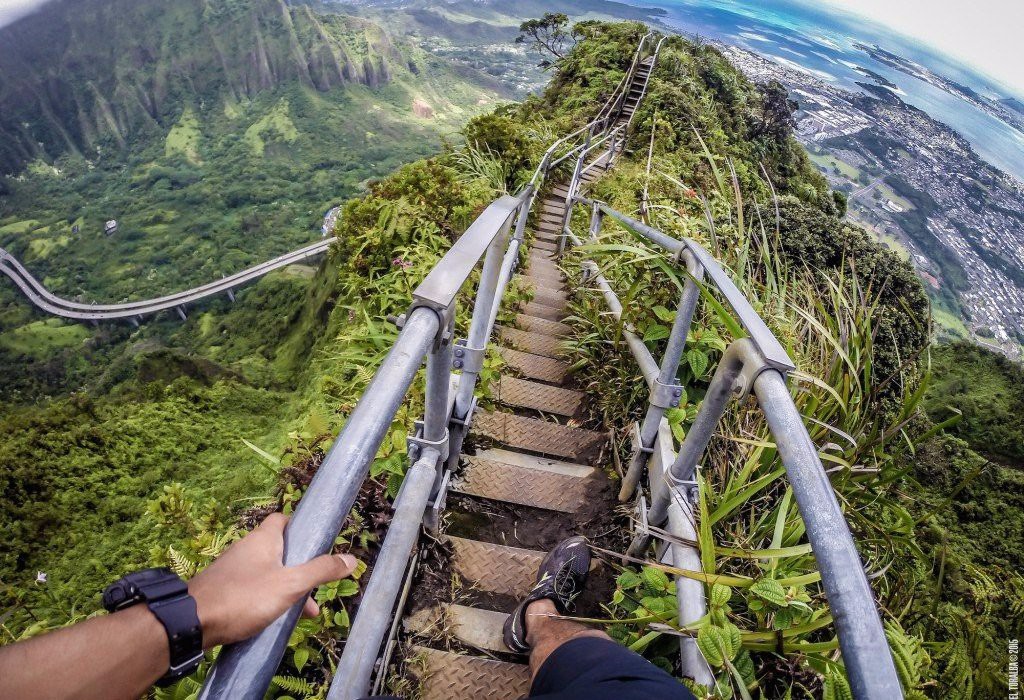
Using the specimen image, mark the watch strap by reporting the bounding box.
[148,593,204,686]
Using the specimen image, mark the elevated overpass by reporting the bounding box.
[0,238,334,322]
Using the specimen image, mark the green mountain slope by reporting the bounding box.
[0,0,506,307]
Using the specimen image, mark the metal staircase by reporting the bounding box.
[197,32,903,700]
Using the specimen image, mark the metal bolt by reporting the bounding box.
[673,388,682,397]
[453,360,463,369]
[671,399,680,407]
[454,348,464,358]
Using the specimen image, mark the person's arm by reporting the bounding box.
[0,513,356,700]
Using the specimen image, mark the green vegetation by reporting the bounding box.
[0,9,1020,700]
[924,342,1024,465]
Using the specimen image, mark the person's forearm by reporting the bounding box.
[0,605,169,700]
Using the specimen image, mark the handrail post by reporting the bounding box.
[559,155,586,254]
[447,206,516,469]
[619,251,703,503]
[644,339,763,532]
[753,370,903,699]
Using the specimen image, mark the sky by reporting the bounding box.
[0,0,49,27]
[0,0,1022,96]
[807,0,1024,97]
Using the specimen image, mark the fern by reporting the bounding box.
[272,674,317,697]
[166,546,199,579]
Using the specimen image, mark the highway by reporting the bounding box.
[0,239,335,322]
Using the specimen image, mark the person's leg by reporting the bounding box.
[522,598,609,681]
[502,536,696,700]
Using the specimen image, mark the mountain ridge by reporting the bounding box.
[0,0,424,172]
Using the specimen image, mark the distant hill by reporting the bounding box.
[0,0,506,303]
[0,0,506,172]
[1000,96,1024,116]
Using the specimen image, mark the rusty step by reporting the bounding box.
[519,302,565,322]
[498,346,568,383]
[515,313,570,336]
[455,447,594,511]
[491,375,583,416]
[499,327,563,358]
[472,410,606,461]
[405,605,513,655]
[411,646,529,700]
[449,536,544,598]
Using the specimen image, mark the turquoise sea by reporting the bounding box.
[633,0,1024,182]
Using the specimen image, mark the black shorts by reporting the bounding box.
[529,637,696,699]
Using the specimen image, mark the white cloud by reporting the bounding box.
[816,0,1024,96]
[0,0,54,28]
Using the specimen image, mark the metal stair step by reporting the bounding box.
[541,203,566,216]
[498,346,568,383]
[516,313,570,336]
[490,374,583,416]
[530,286,568,309]
[405,605,513,655]
[525,260,560,277]
[525,276,564,294]
[455,447,594,511]
[522,270,563,288]
[411,646,530,700]
[499,327,563,358]
[519,302,565,322]
[472,410,606,461]
[449,536,544,598]
[533,239,558,252]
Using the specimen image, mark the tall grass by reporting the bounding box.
[562,142,941,697]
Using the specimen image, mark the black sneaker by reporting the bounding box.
[503,536,591,653]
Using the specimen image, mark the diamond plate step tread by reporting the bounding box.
[534,240,558,252]
[526,261,559,275]
[498,347,568,383]
[529,284,567,303]
[449,536,544,598]
[523,271,564,289]
[472,410,606,461]
[455,451,594,512]
[524,267,561,284]
[491,374,583,416]
[539,212,564,224]
[519,302,565,322]
[499,327,563,358]
[470,447,594,476]
[406,605,513,654]
[515,313,570,336]
[411,646,530,700]
[541,204,566,216]
[525,278,565,296]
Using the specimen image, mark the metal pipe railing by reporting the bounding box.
[563,195,902,698]
[754,370,902,698]
[326,449,438,700]
[198,307,439,698]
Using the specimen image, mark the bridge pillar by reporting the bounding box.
[227,288,235,303]
[129,317,139,328]
[176,305,187,321]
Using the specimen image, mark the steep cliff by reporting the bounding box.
[0,0,419,171]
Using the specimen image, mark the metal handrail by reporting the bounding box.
[198,32,660,700]
[562,197,903,699]
[0,240,334,320]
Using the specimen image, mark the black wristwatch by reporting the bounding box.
[102,567,204,686]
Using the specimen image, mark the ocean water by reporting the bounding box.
[634,0,1024,183]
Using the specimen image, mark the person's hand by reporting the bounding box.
[187,513,357,648]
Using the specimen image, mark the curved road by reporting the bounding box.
[0,239,335,322]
